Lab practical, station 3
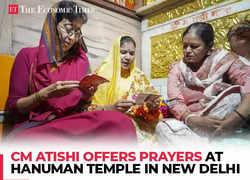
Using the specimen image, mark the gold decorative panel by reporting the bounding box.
[150,10,250,79]
[144,0,156,6]
[148,0,240,27]
[151,28,184,79]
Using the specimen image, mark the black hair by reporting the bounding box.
[120,36,136,48]
[227,16,250,40]
[182,22,214,48]
[55,1,88,26]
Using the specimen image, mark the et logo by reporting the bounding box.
[8,4,19,14]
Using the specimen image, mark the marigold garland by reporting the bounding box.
[131,94,169,124]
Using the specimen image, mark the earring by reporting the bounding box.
[206,48,212,56]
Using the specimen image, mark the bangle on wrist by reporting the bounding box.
[184,113,197,124]
[233,110,248,121]
[34,91,41,103]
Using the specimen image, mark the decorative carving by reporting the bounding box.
[148,0,240,27]
[150,10,250,79]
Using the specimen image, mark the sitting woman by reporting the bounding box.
[5,1,136,144]
[227,16,250,65]
[92,36,164,145]
[156,22,250,146]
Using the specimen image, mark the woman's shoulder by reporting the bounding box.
[168,61,182,75]
[16,47,39,60]
[15,47,39,68]
[212,48,240,60]
[132,67,152,82]
[133,67,145,75]
[209,48,239,62]
[18,47,39,55]
[211,48,232,56]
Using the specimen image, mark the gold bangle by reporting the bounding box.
[184,113,197,124]
[34,91,41,103]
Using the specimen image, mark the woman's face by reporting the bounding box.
[57,18,83,52]
[120,41,136,70]
[183,32,209,66]
[229,34,250,58]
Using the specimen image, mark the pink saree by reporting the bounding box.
[6,4,136,144]
[167,49,250,121]
[156,49,250,146]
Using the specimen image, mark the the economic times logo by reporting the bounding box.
[8,4,94,15]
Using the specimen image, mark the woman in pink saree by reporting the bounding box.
[5,1,136,144]
[156,22,250,146]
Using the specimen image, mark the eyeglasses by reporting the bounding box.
[57,23,82,39]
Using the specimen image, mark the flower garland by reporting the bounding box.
[131,104,161,123]
[130,94,169,124]
[88,104,97,111]
[160,99,169,118]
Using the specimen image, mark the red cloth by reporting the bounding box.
[13,110,136,144]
